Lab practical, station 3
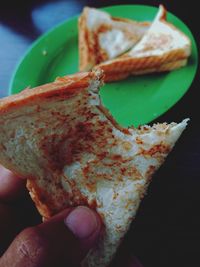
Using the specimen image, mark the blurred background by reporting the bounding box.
[0,1,199,267]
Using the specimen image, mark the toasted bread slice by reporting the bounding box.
[79,7,150,71]
[97,5,191,82]
[0,70,188,267]
[105,58,187,82]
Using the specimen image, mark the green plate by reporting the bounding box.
[9,5,198,127]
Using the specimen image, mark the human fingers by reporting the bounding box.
[0,200,41,256]
[0,206,102,267]
[0,165,26,203]
[0,165,41,255]
[0,203,23,255]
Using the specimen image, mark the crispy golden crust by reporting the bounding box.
[102,72,129,82]
[78,13,95,71]
[101,58,187,82]
[112,16,149,26]
[0,72,100,115]
[27,179,55,218]
[79,8,102,71]
[98,49,188,73]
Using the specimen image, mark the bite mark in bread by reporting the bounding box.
[0,70,189,267]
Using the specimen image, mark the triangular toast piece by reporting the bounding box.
[79,7,150,71]
[97,5,191,82]
[0,70,188,267]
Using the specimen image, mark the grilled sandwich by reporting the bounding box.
[0,70,188,267]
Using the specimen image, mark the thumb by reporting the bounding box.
[0,206,102,267]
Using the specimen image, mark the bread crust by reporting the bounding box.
[0,70,188,267]
[78,7,150,71]
[0,72,100,114]
[82,5,191,82]
[101,58,187,82]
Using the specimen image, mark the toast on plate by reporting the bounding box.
[96,5,191,82]
[79,7,150,71]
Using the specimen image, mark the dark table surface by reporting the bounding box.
[0,1,199,266]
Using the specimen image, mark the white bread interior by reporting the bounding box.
[0,70,188,267]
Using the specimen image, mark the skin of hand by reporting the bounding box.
[0,165,143,267]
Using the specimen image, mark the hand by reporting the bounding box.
[0,165,143,267]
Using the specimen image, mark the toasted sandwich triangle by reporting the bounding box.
[0,70,188,267]
[79,7,150,71]
[97,5,191,82]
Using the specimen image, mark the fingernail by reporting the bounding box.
[64,206,100,239]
